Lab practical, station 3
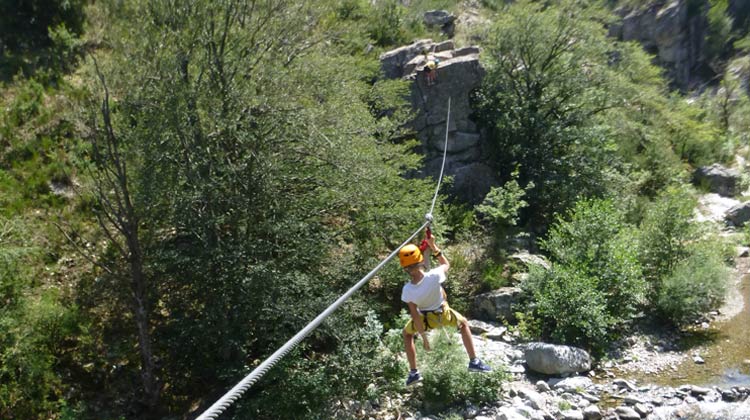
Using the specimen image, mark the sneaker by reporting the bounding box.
[468,358,491,372]
[405,370,422,386]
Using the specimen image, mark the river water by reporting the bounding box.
[638,268,750,389]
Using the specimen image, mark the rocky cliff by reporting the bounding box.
[609,0,748,91]
[380,39,495,203]
[609,0,709,91]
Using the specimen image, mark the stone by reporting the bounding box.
[560,410,584,420]
[509,251,551,270]
[468,319,504,336]
[423,10,456,35]
[580,392,600,403]
[379,39,435,79]
[613,379,638,392]
[536,380,551,393]
[611,0,702,90]
[722,389,739,402]
[524,343,592,375]
[508,364,526,374]
[434,40,454,52]
[495,407,530,420]
[693,163,741,197]
[463,404,479,419]
[551,377,594,393]
[690,385,711,395]
[518,388,546,410]
[614,406,640,420]
[582,405,602,420]
[726,201,750,227]
[472,287,522,323]
[633,403,653,416]
[515,405,545,420]
[693,355,705,364]
[623,396,646,405]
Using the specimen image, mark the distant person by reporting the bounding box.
[399,231,491,386]
[421,49,439,86]
[424,60,437,85]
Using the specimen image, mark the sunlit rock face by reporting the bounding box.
[380,39,496,203]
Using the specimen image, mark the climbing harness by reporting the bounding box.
[195,97,453,420]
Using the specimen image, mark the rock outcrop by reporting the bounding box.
[693,163,742,197]
[473,287,522,323]
[423,10,456,37]
[609,0,707,90]
[725,201,750,226]
[379,39,495,203]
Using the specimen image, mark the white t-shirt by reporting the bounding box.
[401,266,447,312]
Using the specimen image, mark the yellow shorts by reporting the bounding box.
[403,303,466,335]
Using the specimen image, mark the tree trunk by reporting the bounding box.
[128,228,159,409]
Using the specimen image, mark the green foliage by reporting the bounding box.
[480,261,510,291]
[656,244,729,325]
[472,0,627,225]
[523,264,614,350]
[0,0,85,52]
[368,0,409,46]
[543,199,645,319]
[475,169,532,231]
[3,78,45,128]
[521,199,644,351]
[637,187,697,286]
[705,0,734,69]
[240,311,403,419]
[420,333,507,412]
[636,189,731,326]
[0,0,85,80]
[0,217,79,420]
[75,0,436,415]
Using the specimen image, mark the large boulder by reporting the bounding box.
[473,287,522,323]
[423,10,456,37]
[524,342,592,375]
[725,201,750,227]
[693,163,741,197]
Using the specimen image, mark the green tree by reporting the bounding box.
[79,0,434,417]
[472,0,626,226]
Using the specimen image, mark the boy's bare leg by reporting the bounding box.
[403,330,418,370]
[459,321,477,359]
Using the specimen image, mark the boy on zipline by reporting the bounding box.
[399,231,491,386]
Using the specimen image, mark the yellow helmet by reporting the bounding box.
[399,244,423,268]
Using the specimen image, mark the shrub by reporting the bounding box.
[520,199,645,351]
[522,265,613,350]
[420,332,507,413]
[542,199,645,320]
[637,188,697,288]
[367,0,408,47]
[475,169,532,234]
[656,244,729,326]
[240,310,405,419]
